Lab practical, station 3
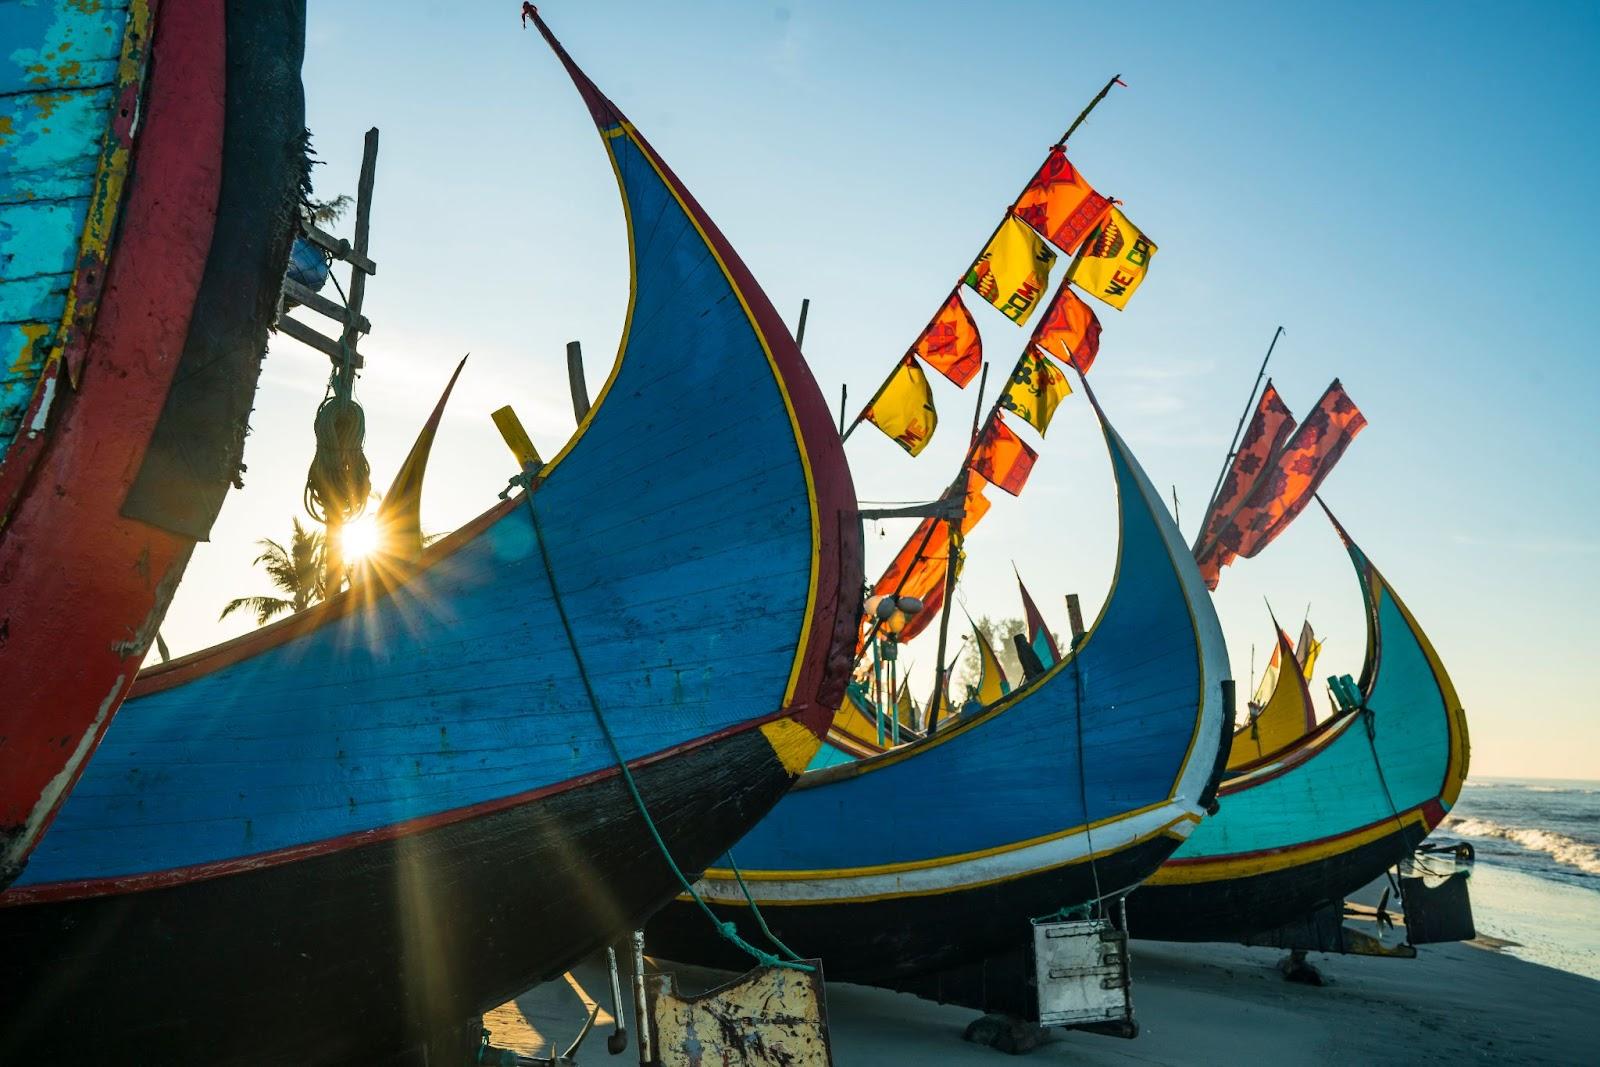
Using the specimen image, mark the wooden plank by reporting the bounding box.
[276,313,355,364]
[566,340,590,423]
[282,279,369,334]
[300,222,377,275]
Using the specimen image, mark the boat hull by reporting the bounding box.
[651,830,1183,982]
[1127,814,1428,942]
[0,0,306,885]
[0,722,794,1065]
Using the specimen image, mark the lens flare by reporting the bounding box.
[341,515,381,561]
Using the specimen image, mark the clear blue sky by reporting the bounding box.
[161,1,1600,778]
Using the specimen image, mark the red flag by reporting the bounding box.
[1199,381,1366,588]
[1194,382,1296,586]
[1236,380,1366,557]
[969,415,1038,497]
[865,472,991,644]
[1012,146,1113,255]
[910,290,983,387]
[1029,285,1102,373]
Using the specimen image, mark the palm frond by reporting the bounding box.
[219,595,296,625]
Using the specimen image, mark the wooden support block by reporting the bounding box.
[491,406,543,469]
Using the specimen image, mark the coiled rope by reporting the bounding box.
[518,477,811,972]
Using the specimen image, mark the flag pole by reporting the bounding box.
[1056,74,1125,147]
[1194,325,1285,551]
[926,361,994,733]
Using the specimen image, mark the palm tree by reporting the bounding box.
[220,517,328,624]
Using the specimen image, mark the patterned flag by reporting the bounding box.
[1013,146,1113,255]
[1236,380,1366,557]
[1199,380,1366,588]
[1029,284,1102,373]
[862,355,938,456]
[910,290,983,387]
[1068,207,1156,310]
[867,471,990,644]
[1016,571,1060,668]
[999,349,1072,435]
[969,414,1038,497]
[1193,382,1296,582]
[965,214,1056,326]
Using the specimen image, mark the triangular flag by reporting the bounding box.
[861,355,938,456]
[971,618,1010,705]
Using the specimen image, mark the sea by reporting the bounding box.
[1438,777,1600,980]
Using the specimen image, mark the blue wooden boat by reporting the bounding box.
[1129,505,1470,942]
[646,390,1232,984]
[0,12,861,1064]
[0,0,306,887]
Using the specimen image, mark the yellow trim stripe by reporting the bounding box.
[1146,808,1430,885]
[695,815,1196,906]
[709,796,1185,882]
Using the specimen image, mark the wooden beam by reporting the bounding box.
[301,223,377,275]
[276,313,360,366]
[282,279,370,334]
[338,128,380,367]
[566,340,590,423]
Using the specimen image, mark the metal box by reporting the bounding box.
[1032,917,1133,1028]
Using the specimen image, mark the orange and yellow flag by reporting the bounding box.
[998,349,1071,436]
[1013,146,1113,255]
[969,414,1038,497]
[1068,207,1156,310]
[965,214,1056,326]
[911,290,983,387]
[1029,284,1102,373]
[862,355,937,456]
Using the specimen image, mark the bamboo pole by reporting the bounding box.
[1193,325,1285,554]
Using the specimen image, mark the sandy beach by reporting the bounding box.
[487,935,1594,1065]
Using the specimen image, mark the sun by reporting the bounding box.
[341,515,381,561]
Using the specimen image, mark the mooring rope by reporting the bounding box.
[519,479,812,972]
[722,849,807,964]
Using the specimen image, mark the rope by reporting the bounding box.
[723,849,807,964]
[519,479,812,972]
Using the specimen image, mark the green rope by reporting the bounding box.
[519,480,812,973]
[723,849,807,964]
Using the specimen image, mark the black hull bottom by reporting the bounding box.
[647,831,1180,984]
[1125,821,1425,943]
[0,726,796,1065]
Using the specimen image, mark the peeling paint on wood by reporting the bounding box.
[647,964,833,1067]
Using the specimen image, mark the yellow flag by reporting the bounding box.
[1068,207,1156,310]
[862,355,938,455]
[965,214,1056,326]
[998,349,1072,435]
[896,679,917,733]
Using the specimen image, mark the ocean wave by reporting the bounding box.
[1445,817,1600,877]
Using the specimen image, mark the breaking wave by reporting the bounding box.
[1445,817,1600,878]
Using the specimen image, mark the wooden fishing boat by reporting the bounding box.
[1225,627,1317,770]
[0,12,860,1063]
[1128,505,1470,942]
[646,391,1231,984]
[0,0,307,886]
